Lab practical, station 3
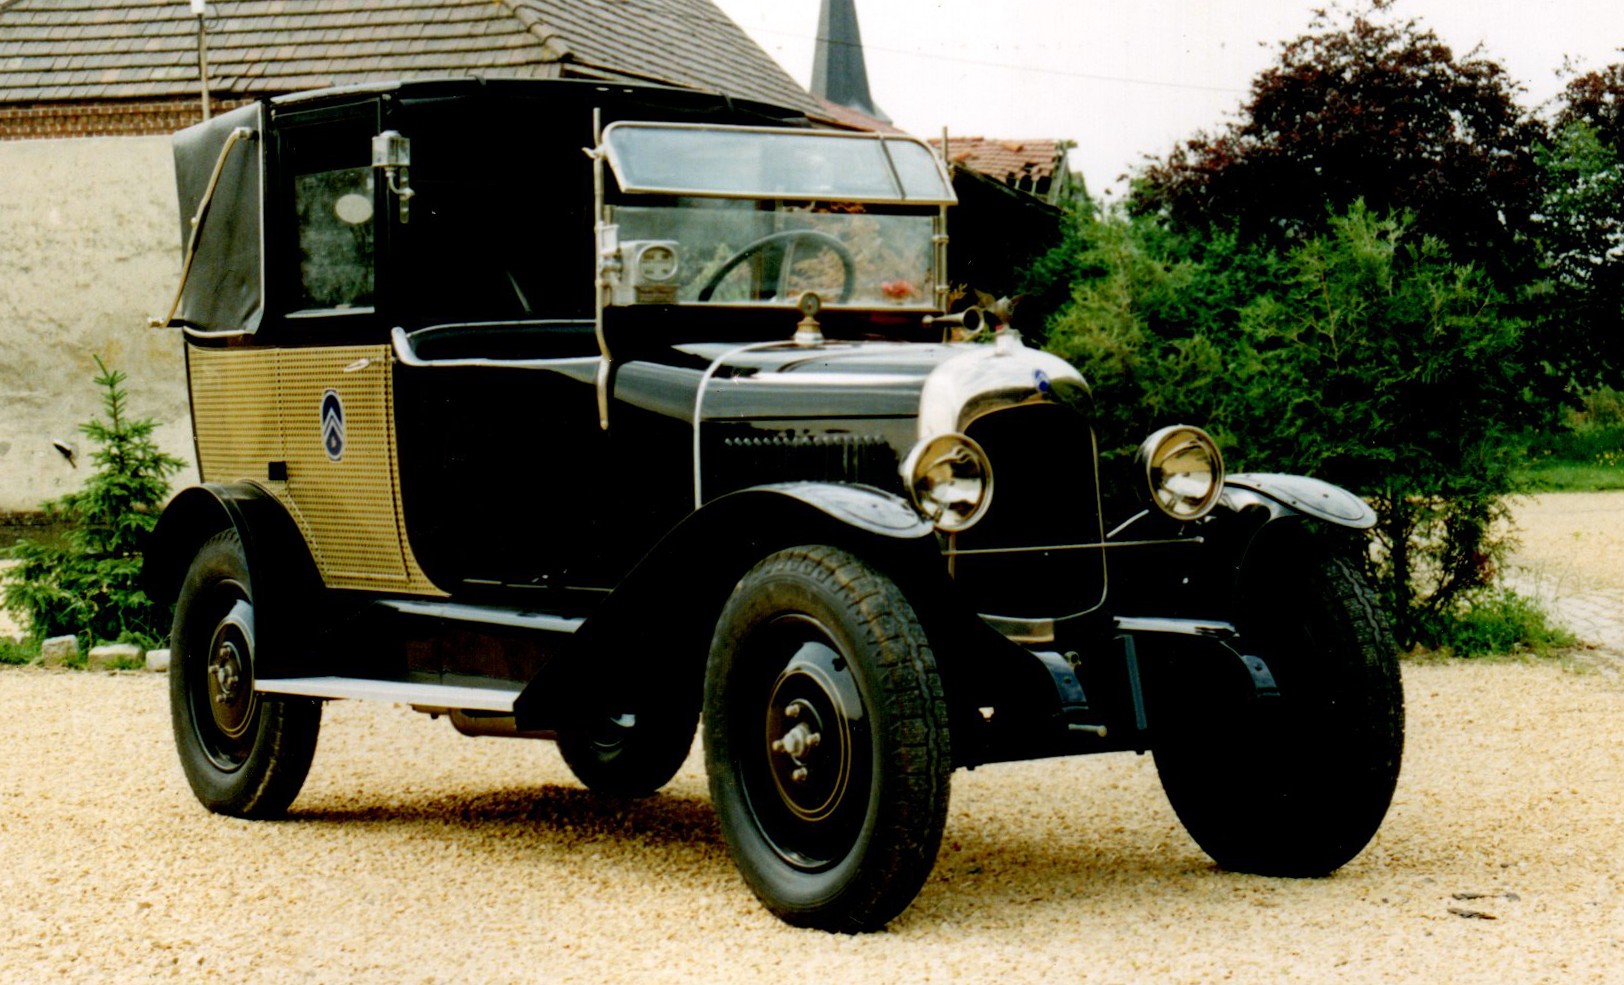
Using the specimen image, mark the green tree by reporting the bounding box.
[1536,112,1624,386]
[1232,206,1531,639]
[1046,205,1534,647]
[3,358,186,647]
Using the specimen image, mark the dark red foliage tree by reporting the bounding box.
[1130,2,1546,281]
[1555,61,1624,153]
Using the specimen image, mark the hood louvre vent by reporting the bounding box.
[710,432,900,498]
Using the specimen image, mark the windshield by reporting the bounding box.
[600,123,950,309]
[609,202,935,307]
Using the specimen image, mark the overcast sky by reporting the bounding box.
[711,0,1624,200]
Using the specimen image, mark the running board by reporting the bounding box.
[255,676,520,712]
[376,599,585,634]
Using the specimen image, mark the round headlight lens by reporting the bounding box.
[1139,425,1224,520]
[904,433,993,532]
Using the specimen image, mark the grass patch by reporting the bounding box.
[1412,587,1576,659]
[1517,390,1624,491]
[1517,461,1624,491]
[0,637,38,665]
[99,649,148,672]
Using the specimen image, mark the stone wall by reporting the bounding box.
[0,135,199,512]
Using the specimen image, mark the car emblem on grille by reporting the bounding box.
[321,389,345,462]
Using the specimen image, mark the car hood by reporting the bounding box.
[615,340,956,423]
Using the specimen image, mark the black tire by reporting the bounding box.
[169,530,321,818]
[703,545,951,932]
[1153,553,1404,876]
[556,654,701,798]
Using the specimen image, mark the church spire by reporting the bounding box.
[810,0,888,122]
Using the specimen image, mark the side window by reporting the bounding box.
[295,166,375,309]
[277,107,381,320]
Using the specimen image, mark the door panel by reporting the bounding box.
[187,344,439,595]
[394,352,612,593]
[278,346,436,590]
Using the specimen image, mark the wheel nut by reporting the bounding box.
[791,767,808,784]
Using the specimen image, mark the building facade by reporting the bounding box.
[0,0,816,512]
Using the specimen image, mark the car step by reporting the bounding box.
[377,598,585,634]
[255,676,520,712]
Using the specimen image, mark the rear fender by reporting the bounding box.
[144,483,321,677]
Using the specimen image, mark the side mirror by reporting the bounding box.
[372,130,415,223]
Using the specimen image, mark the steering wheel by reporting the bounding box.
[696,229,857,303]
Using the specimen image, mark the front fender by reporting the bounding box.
[732,481,935,539]
[588,481,937,627]
[514,482,938,731]
[1105,472,1372,620]
[1222,472,1376,530]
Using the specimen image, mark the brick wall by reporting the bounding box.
[0,98,249,140]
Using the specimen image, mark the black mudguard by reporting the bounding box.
[514,482,942,731]
[144,483,323,677]
[1084,474,1377,748]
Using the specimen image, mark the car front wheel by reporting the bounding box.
[703,545,951,932]
[170,530,321,818]
[1154,551,1404,876]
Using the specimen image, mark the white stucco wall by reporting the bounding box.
[0,135,200,512]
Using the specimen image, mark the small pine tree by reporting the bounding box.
[2,357,186,648]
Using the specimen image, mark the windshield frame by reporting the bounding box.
[599,121,957,206]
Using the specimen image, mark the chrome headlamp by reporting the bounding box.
[902,432,992,532]
[1138,425,1224,520]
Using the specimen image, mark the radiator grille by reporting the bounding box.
[951,402,1106,619]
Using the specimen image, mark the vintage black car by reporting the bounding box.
[144,78,1403,932]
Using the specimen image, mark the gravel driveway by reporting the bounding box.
[2,496,1622,983]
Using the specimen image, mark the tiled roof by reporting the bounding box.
[809,96,903,135]
[0,0,817,113]
[927,136,1067,187]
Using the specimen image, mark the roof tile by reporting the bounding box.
[928,136,1067,186]
[0,0,814,112]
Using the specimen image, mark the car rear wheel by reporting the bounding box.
[170,530,321,818]
[1154,552,1404,876]
[704,545,951,932]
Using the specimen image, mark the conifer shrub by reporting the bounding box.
[2,358,186,651]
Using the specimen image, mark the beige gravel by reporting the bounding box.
[1510,492,1624,596]
[2,497,1623,983]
